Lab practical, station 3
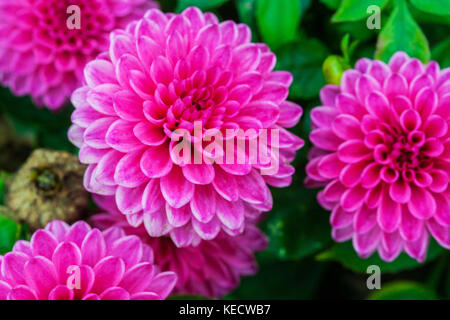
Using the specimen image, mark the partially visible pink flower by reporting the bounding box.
[69,7,303,246]
[0,0,158,110]
[91,194,268,298]
[0,220,177,300]
[306,52,450,262]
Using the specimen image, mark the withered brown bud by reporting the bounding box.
[5,149,89,229]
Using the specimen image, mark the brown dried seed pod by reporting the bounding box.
[5,149,89,229]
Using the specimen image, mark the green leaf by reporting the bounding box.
[227,258,327,299]
[317,239,445,274]
[410,0,450,16]
[176,0,229,12]
[332,0,388,22]
[375,0,430,63]
[276,38,329,100]
[256,0,301,49]
[320,0,341,10]
[0,172,10,205]
[261,182,332,260]
[368,281,438,300]
[0,214,20,254]
[432,38,450,68]
[236,0,259,40]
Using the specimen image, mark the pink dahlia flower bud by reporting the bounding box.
[0,220,177,300]
[0,0,158,110]
[306,52,450,262]
[90,194,268,298]
[69,7,303,246]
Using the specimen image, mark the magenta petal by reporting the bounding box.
[106,119,142,152]
[114,149,148,188]
[140,145,173,178]
[143,209,171,237]
[119,263,155,294]
[192,217,221,240]
[377,194,401,233]
[48,285,74,300]
[146,271,177,299]
[408,186,436,220]
[110,236,143,268]
[8,285,37,300]
[2,253,28,286]
[190,185,216,223]
[31,230,59,259]
[182,164,215,185]
[212,166,239,201]
[166,204,191,227]
[81,229,106,267]
[216,196,245,230]
[160,166,194,208]
[399,207,424,242]
[142,179,165,213]
[116,184,145,215]
[100,287,130,300]
[236,170,268,204]
[24,256,58,299]
[52,242,82,282]
[134,122,167,146]
[92,257,125,294]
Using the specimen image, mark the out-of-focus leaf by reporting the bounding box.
[410,5,450,26]
[236,0,259,40]
[320,0,341,10]
[0,213,20,254]
[368,281,438,300]
[256,0,301,49]
[227,258,327,299]
[262,183,332,260]
[410,0,450,16]
[276,38,329,99]
[432,39,450,68]
[322,55,349,85]
[317,239,445,274]
[375,0,430,63]
[332,0,388,22]
[0,87,76,153]
[0,171,11,205]
[176,0,229,12]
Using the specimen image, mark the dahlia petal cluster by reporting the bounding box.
[0,0,158,110]
[91,194,268,298]
[69,7,303,246]
[0,220,177,300]
[306,52,450,262]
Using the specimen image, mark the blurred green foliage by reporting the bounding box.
[0,0,449,300]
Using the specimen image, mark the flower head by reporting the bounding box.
[0,220,177,300]
[90,194,268,298]
[69,7,303,246]
[0,0,158,110]
[306,52,450,262]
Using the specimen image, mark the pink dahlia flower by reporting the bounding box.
[69,7,303,246]
[0,220,177,300]
[0,0,158,110]
[306,52,450,262]
[90,194,268,298]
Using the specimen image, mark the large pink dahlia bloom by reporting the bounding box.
[0,0,158,110]
[90,194,268,298]
[306,52,450,262]
[0,220,177,300]
[69,7,303,246]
